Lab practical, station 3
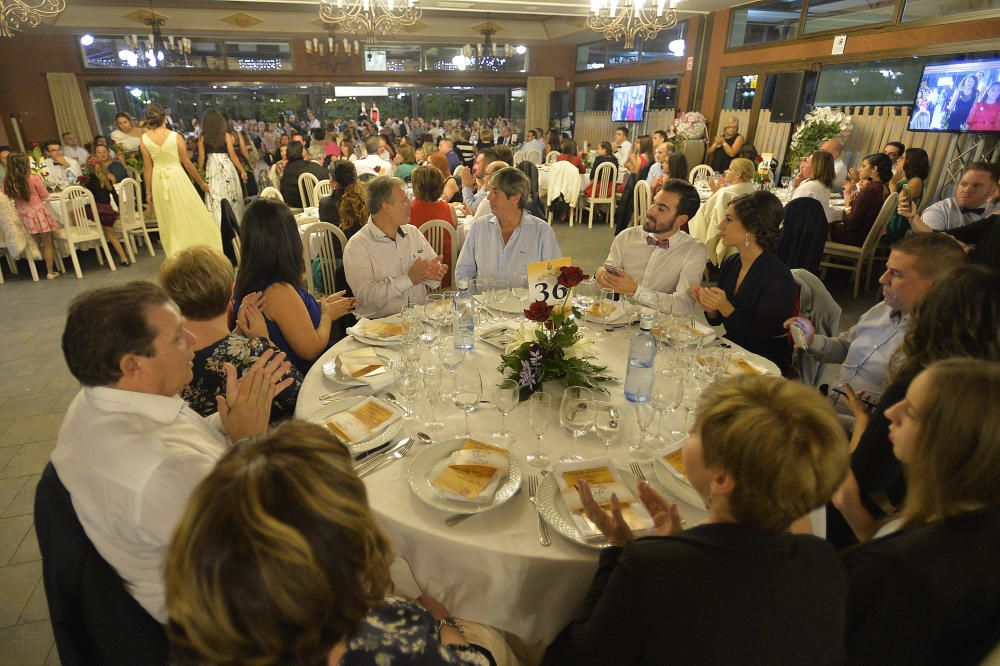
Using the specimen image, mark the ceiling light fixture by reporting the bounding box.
[587,0,678,49]
[318,0,422,45]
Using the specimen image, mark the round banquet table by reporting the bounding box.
[294,314,779,647]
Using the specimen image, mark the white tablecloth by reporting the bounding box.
[294,316,778,645]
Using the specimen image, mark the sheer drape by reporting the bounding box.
[46,73,93,145]
[526,76,554,134]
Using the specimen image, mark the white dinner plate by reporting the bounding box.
[581,301,636,326]
[348,331,403,348]
[652,452,705,509]
[408,438,522,515]
[491,290,530,315]
[322,349,401,386]
[307,396,404,457]
[536,466,641,549]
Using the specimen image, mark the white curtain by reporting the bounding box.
[526,76,554,134]
[46,73,93,146]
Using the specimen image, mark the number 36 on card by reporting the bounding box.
[526,257,572,305]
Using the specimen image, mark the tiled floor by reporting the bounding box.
[0,222,877,663]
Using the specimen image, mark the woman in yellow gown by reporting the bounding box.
[139,103,221,257]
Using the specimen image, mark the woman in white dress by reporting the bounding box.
[790,150,836,223]
[197,109,246,228]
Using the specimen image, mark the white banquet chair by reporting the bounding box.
[56,185,117,278]
[300,221,348,297]
[545,150,560,164]
[545,160,584,226]
[576,161,616,229]
[259,186,284,202]
[313,180,333,207]
[523,149,542,165]
[513,150,525,165]
[632,179,652,227]
[689,164,714,183]
[298,172,320,208]
[114,178,155,261]
[419,219,457,273]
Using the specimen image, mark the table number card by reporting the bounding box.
[526,257,572,305]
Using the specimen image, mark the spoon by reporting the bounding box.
[383,392,414,417]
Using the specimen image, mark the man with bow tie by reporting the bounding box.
[595,179,706,314]
[901,161,997,233]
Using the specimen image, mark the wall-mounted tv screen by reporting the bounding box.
[909,58,1000,133]
[611,84,647,122]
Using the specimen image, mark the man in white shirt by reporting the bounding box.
[461,147,500,210]
[345,176,447,318]
[821,138,848,191]
[902,162,998,233]
[51,281,292,623]
[612,127,633,166]
[471,160,508,219]
[595,179,707,314]
[646,141,673,188]
[43,140,82,186]
[306,109,322,130]
[353,136,394,177]
[521,130,546,162]
[786,233,966,412]
[60,132,90,165]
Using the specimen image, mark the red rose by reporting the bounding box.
[557,266,588,289]
[524,300,554,322]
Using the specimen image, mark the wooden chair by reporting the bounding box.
[632,179,652,227]
[313,180,333,207]
[299,221,349,297]
[419,219,457,273]
[114,178,155,261]
[820,192,898,298]
[259,186,284,201]
[56,186,117,278]
[688,164,714,183]
[576,161,616,229]
[298,172,320,208]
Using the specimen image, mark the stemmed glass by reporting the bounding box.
[452,371,482,440]
[420,363,445,433]
[629,402,657,460]
[513,272,530,310]
[492,378,520,445]
[400,340,423,373]
[527,392,552,468]
[492,279,510,318]
[651,370,683,445]
[599,287,616,338]
[398,370,424,423]
[559,386,594,463]
[438,337,464,397]
[425,294,447,343]
[681,371,703,432]
[593,401,621,453]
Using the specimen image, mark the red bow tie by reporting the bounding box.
[646,236,669,249]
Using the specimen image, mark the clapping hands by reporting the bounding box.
[217,349,294,443]
[236,291,269,340]
[690,285,733,316]
[408,255,448,285]
[577,479,683,547]
[321,290,356,320]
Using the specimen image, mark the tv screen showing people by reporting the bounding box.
[908,58,1000,133]
[611,84,648,123]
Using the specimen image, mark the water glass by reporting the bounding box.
[438,338,465,397]
[681,372,703,431]
[418,320,439,348]
[400,340,423,372]
[600,288,616,334]
[492,378,520,445]
[452,371,482,440]
[492,279,510,314]
[527,392,552,468]
[513,272,530,309]
[420,364,445,433]
[398,371,424,422]
[593,401,622,452]
[651,370,683,445]
[559,386,594,463]
[629,401,658,460]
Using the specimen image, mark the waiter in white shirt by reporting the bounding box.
[43,140,82,186]
[595,179,707,314]
[612,126,633,166]
[345,175,447,319]
[51,281,292,623]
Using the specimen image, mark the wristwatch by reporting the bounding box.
[436,616,464,637]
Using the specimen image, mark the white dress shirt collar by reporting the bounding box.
[85,385,188,424]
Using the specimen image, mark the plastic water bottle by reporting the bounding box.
[453,277,475,351]
[624,310,657,403]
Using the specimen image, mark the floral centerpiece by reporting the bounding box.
[753,159,773,190]
[666,111,709,150]
[788,106,853,167]
[499,266,614,401]
[28,144,50,181]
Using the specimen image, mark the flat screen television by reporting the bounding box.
[611,84,647,123]
[908,58,1000,133]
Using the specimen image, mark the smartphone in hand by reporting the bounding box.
[603,264,622,277]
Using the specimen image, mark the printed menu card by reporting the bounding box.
[432,439,510,504]
[554,458,654,542]
[324,397,400,445]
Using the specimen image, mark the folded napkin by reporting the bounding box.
[347,317,404,341]
[323,396,401,446]
[432,440,510,504]
[656,447,691,486]
[336,348,386,380]
[554,458,654,543]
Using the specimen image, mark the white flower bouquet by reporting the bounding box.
[789,106,853,166]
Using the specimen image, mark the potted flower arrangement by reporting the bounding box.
[788,106,853,167]
[499,266,614,401]
[666,111,709,170]
[28,144,51,188]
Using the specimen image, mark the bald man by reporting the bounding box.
[821,139,848,191]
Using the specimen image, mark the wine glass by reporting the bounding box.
[600,287,616,337]
[527,391,552,468]
[593,401,621,452]
[492,279,510,318]
[425,294,447,337]
[559,386,594,463]
[398,370,424,423]
[438,338,465,398]
[472,278,489,322]
[420,363,445,433]
[492,378,520,445]
[681,371,703,432]
[418,320,439,349]
[629,401,658,460]
[513,272,530,310]
[651,370,683,445]
[452,371,482,440]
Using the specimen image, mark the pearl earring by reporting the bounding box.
[743,233,751,248]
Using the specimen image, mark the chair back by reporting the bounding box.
[688,164,714,184]
[513,150,524,164]
[859,192,899,259]
[546,150,559,164]
[116,178,143,230]
[420,219,457,271]
[590,161,617,204]
[546,160,585,207]
[124,165,142,184]
[523,149,542,164]
[300,221,348,296]
[313,180,333,205]
[35,462,169,665]
[298,172,320,208]
[59,186,103,241]
[778,197,829,273]
[632,179,652,227]
[259,186,284,201]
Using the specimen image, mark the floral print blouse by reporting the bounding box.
[181,333,302,423]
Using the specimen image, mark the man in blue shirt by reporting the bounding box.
[455,167,562,283]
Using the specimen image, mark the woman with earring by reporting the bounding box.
[691,191,797,374]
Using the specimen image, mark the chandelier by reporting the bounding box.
[118,0,192,67]
[587,0,678,49]
[452,18,520,71]
[0,0,66,38]
[303,29,362,72]
[318,0,422,45]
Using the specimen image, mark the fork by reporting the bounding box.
[359,439,412,478]
[528,475,551,547]
[629,462,686,526]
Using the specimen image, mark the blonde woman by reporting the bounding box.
[687,157,756,265]
[708,116,745,173]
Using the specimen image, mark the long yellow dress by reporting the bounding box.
[143,131,222,257]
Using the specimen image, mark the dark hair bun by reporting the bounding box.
[144,103,166,128]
